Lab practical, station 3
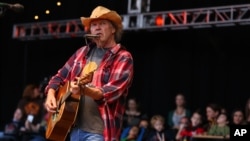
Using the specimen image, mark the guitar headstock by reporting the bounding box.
[77,70,95,86]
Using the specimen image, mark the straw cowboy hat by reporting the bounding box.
[80,6,123,30]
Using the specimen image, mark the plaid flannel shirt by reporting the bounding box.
[45,43,134,141]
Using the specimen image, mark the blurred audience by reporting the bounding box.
[3,83,249,141]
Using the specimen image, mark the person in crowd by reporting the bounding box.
[207,113,230,138]
[121,118,149,141]
[139,118,150,141]
[0,108,25,141]
[146,114,175,141]
[175,116,190,141]
[1,82,49,141]
[20,117,46,141]
[123,97,148,129]
[245,97,250,124]
[175,110,205,141]
[17,84,46,141]
[230,108,248,125]
[120,125,142,141]
[17,84,45,125]
[167,93,191,133]
[203,103,221,132]
[44,5,134,141]
[139,118,149,129]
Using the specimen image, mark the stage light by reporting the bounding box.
[57,1,61,6]
[155,15,164,26]
[34,15,39,20]
[45,10,50,14]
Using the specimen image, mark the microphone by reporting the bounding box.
[84,34,100,39]
[0,2,24,13]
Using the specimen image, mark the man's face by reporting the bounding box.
[89,19,115,42]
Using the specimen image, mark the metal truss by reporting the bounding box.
[12,4,250,41]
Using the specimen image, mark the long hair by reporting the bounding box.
[111,21,123,43]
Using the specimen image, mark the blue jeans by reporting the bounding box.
[70,127,104,141]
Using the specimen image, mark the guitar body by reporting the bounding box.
[45,81,81,141]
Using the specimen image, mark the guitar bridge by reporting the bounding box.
[52,112,59,121]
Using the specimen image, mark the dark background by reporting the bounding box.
[1,0,250,130]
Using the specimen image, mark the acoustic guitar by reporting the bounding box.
[45,71,94,141]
